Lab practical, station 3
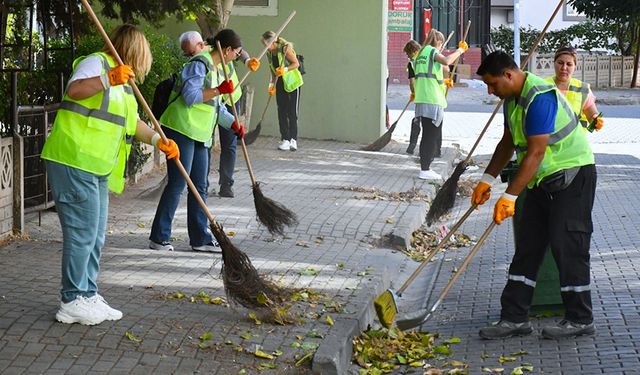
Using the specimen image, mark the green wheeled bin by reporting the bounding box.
[500,160,564,316]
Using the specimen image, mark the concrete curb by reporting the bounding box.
[312,267,390,375]
[390,200,429,249]
[596,97,640,105]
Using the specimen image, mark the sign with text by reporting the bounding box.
[388,0,413,32]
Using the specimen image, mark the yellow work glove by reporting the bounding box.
[275,66,288,77]
[444,78,454,88]
[493,193,517,225]
[457,41,469,52]
[410,92,415,102]
[106,64,135,87]
[268,83,276,96]
[152,133,180,160]
[246,57,260,72]
[471,173,494,206]
[595,116,604,131]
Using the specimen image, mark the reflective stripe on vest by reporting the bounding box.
[161,51,220,142]
[219,61,242,105]
[267,44,303,93]
[413,45,446,107]
[41,52,137,193]
[506,73,594,188]
[546,76,590,128]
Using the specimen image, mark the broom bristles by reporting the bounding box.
[253,183,298,235]
[426,160,468,226]
[374,289,398,329]
[244,122,262,145]
[210,222,286,308]
[361,122,396,151]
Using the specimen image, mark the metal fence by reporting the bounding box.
[529,53,636,88]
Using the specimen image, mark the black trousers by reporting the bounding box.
[418,117,443,170]
[409,117,421,147]
[500,164,597,324]
[275,79,300,141]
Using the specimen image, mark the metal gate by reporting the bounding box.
[16,104,58,213]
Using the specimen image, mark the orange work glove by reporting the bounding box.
[471,173,494,206]
[231,121,245,138]
[493,193,517,225]
[457,41,469,52]
[595,116,604,131]
[268,84,276,97]
[275,66,288,77]
[216,80,234,95]
[246,58,260,72]
[103,64,135,88]
[154,135,180,160]
[410,92,415,102]
[444,78,454,88]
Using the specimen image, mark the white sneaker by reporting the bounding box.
[418,169,442,180]
[149,240,174,251]
[56,296,108,325]
[290,139,297,151]
[87,294,123,321]
[278,140,291,151]
[192,241,221,253]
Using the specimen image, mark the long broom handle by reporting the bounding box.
[464,0,566,163]
[445,20,471,97]
[397,204,477,295]
[427,221,496,315]
[79,0,218,224]
[233,11,296,92]
[217,41,258,186]
[257,77,278,124]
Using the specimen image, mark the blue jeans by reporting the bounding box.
[150,127,213,247]
[218,103,239,187]
[46,161,108,303]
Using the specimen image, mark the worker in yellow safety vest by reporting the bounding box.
[41,24,179,326]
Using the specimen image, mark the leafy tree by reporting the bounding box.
[569,0,640,86]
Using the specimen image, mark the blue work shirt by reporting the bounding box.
[504,90,558,136]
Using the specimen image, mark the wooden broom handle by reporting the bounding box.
[398,204,477,294]
[464,0,566,162]
[79,0,218,224]
[217,41,258,186]
[234,10,296,91]
[445,20,472,97]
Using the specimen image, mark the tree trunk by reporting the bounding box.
[221,0,235,28]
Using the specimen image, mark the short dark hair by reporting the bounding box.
[207,29,242,50]
[476,50,518,76]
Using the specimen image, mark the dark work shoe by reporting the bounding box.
[406,143,416,155]
[218,184,234,198]
[541,319,595,339]
[479,320,533,340]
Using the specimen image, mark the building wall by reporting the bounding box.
[388,31,411,85]
[228,0,388,143]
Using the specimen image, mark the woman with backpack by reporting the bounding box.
[148,29,245,253]
[262,31,304,151]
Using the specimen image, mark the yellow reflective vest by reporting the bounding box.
[267,44,303,93]
[413,45,447,108]
[546,76,590,128]
[41,52,137,194]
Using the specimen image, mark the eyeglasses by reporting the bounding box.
[234,48,243,58]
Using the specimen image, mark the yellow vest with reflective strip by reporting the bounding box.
[546,76,590,128]
[160,51,220,142]
[506,73,594,188]
[413,45,447,108]
[219,61,242,105]
[41,52,137,194]
[267,44,303,93]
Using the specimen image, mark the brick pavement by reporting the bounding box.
[0,136,454,374]
[410,153,640,375]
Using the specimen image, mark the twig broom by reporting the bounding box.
[217,42,298,236]
[425,0,567,225]
[244,77,277,145]
[79,0,284,309]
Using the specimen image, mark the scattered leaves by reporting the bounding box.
[124,331,143,343]
[325,314,335,326]
[336,263,345,270]
[295,351,314,366]
[499,356,517,364]
[296,240,310,248]
[299,268,319,276]
[248,312,262,325]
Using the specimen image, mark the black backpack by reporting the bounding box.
[297,54,306,75]
[151,73,178,119]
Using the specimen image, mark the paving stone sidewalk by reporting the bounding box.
[0,136,458,375]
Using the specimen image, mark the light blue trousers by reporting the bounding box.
[46,161,108,303]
